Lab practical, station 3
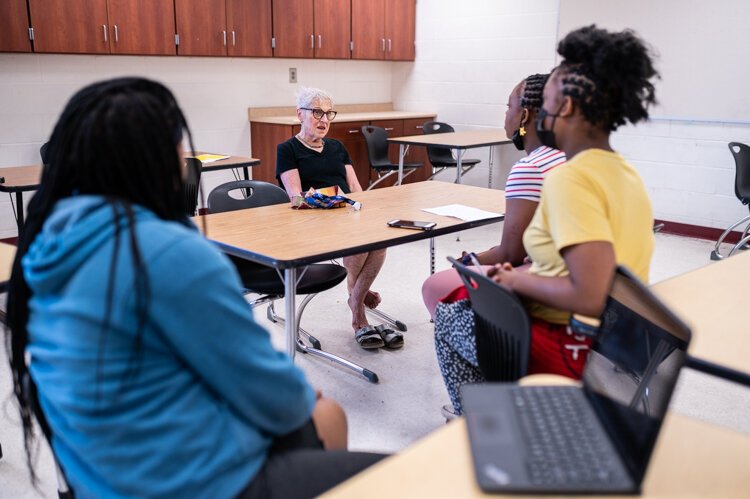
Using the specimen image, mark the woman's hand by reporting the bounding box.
[487,262,515,290]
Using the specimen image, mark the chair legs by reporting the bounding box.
[365,307,407,333]
[710,214,750,260]
[426,163,477,182]
[367,166,418,191]
[263,296,380,383]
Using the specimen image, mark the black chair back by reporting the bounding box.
[729,142,750,205]
[423,121,456,165]
[449,257,531,381]
[40,141,50,165]
[361,125,392,169]
[207,180,289,213]
[183,157,202,217]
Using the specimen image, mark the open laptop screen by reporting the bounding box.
[582,268,691,484]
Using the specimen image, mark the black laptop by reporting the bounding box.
[462,266,691,494]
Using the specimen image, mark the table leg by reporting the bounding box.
[283,267,298,359]
[488,145,495,188]
[15,192,24,231]
[242,166,250,181]
[430,237,435,275]
[455,149,464,184]
[398,144,405,185]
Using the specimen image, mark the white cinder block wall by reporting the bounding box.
[0,54,392,238]
[393,0,750,232]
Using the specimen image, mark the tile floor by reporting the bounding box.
[1,227,748,498]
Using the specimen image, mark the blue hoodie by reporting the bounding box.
[23,196,316,499]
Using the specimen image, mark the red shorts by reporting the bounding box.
[528,319,593,380]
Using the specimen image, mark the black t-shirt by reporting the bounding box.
[276,137,353,194]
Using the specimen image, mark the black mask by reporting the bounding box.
[535,107,561,150]
[510,127,525,151]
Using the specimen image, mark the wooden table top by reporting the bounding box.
[322,414,750,499]
[200,181,505,269]
[0,164,42,192]
[249,110,437,126]
[0,153,260,191]
[650,250,750,374]
[389,129,511,149]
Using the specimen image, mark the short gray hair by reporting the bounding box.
[296,87,333,109]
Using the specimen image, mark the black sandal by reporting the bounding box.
[355,325,385,349]
[376,324,404,349]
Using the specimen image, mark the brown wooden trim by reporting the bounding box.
[0,237,18,246]
[655,219,745,244]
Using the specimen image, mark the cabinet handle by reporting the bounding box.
[114,25,118,43]
[415,125,422,129]
[381,38,385,52]
[223,30,227,46]
[384,127,394,131]
[318,34,322,48]
[348,129,359,134]
[310,34,314,49]
[102,25,107,43]
[232,31,236,46]
[388,38,392,52]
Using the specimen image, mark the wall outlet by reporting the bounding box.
[289,67,297,83]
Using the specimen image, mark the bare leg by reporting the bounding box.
[312,396,348,450]
[343,249,386,331]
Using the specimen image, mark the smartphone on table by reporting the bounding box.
[387,219,436,230]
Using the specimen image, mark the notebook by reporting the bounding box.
[462,266,691,494]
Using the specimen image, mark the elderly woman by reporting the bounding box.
[276,87,399,349]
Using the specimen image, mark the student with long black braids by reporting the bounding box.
[6,77,383,499]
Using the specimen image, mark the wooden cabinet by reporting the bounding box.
[176,0,272,56]
[29,0,110,54]
[227,0,273,57]
[29,0,175,55]
[385,0,415,61]
[352,0,415,61]
[273,0,350,59]
[108,0,176,55]
[250,114,435,189]
[0,0,32,52]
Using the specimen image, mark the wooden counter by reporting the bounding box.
[248,103,436,186]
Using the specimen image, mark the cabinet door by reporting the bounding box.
[108,0,176,55]
[273,0,314,58]
[402,118,433,183]
[313,0,350,59]
[328,121,370,189]
[176,0,228,56]
[29,0,110,54]
[0,0,31,52]
[227,0,273,57]
[385,0,415,61]
[351,0,384,60]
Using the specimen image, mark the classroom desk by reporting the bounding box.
[650,250,750,382]
[200,181,505,378]
[0,154,259,232]
[322,413,750,498]
[388,130,511,186]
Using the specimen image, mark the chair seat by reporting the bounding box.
[431,157,481,168]
[227,255,347,295]
[373,162,422,173]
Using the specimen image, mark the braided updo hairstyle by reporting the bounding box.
[520,73,549,112]
[555,25,659,132]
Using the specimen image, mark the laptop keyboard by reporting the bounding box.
[511,386,626,487]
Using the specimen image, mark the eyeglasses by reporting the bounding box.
[300,108,337,121]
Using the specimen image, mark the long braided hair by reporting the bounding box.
[5,77,195,485]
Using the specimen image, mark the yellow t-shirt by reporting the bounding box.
[522,149,654,324]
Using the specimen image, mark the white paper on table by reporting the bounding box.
[422,204,503,222]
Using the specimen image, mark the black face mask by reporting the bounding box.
[510,127,525,151]
[535,107,562,150]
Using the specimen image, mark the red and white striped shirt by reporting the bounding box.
[504,146,566,201]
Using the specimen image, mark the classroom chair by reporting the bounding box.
[711,142,750,260]
[360,125,420,189]
[422,121,481,181]
[183,157,202,217]
[450,257,530,381]
[207,180,380,382]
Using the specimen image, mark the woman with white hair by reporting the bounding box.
[276,87,401,350]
